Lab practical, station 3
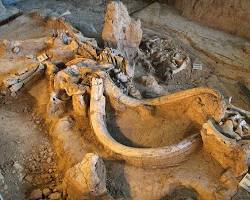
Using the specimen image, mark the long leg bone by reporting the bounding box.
[4,64,45,93]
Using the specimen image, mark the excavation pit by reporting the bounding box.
[106,103,200,148]
[0,1,250,199]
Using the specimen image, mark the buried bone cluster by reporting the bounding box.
[219,100,250,140]
[0,1,250,200]
[136,35,190,77]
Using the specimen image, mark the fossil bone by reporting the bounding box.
[4,63,45,93]
[221,120,241,140]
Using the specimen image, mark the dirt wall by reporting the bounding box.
[163,0,250,39]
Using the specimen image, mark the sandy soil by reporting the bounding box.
[106,103,198,148]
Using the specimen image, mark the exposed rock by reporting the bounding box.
[63,153,108,200]
[0,170,4,184]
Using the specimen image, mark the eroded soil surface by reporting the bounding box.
[0,90,63,199]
